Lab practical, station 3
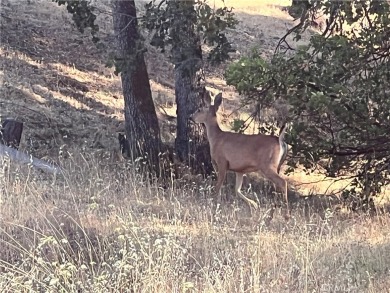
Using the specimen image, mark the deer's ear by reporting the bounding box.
[214,93,223,109]
[203,90,212,106]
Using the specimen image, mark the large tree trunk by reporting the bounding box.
[112,0,161,174]
[171,0,213,176]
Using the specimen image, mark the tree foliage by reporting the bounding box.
[53,0,99,42]
[142,0,238,64]
[226,0,390,205]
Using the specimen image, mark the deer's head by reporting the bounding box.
[191,92,223,124]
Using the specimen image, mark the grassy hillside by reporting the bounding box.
[1,0,390,292]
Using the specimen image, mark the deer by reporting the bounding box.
[191,91,289,216]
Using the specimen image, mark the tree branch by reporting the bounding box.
[329,148,389,157]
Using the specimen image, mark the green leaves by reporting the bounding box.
[230,119,245,133]
[225,50,276,108]
[142,0,237,65]
[53,0,99,43]
[196,1,238,63]
[226,54,268,93]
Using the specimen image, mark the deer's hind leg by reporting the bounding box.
[263,168,289,219]
[235,172,258,209]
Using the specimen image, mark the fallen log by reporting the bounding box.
[0,143,61,174]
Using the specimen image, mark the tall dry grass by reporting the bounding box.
[1,152,389,293]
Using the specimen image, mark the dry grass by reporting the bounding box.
[1,0,390,292]
[1,154,390,292]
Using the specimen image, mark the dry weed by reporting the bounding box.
[1,153,390,292]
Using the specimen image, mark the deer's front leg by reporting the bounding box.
[214,161,227,201]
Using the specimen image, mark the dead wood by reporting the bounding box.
[0,143,61,174]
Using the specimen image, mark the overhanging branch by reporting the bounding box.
[329,148,390,157]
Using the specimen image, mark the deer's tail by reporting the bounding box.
[277,124,288,174]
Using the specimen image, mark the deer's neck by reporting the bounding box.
[204,118,222,145]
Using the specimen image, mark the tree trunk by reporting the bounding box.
[112,0,162,174]
[171,0,213,176]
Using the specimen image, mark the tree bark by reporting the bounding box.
[112,0,162,174]
[171,0,213,176]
